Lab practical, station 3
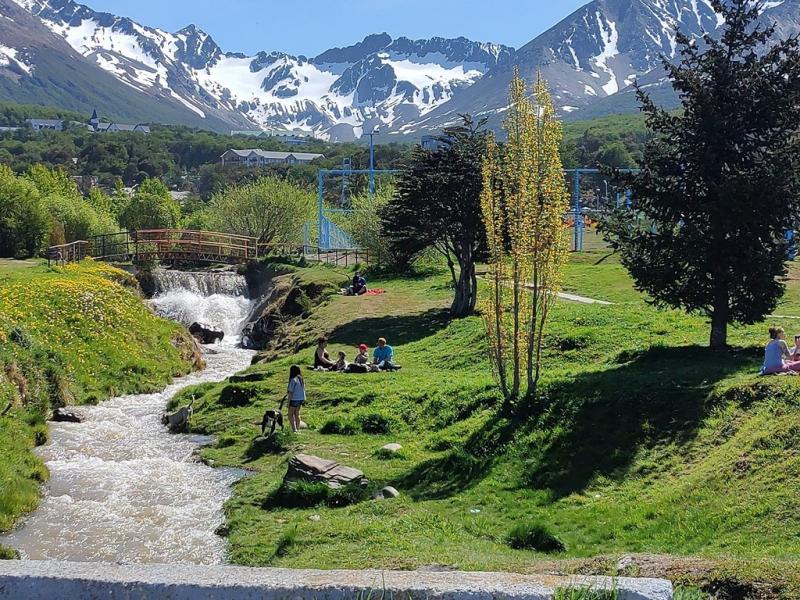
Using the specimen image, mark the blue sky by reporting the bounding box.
[84,0,589,56]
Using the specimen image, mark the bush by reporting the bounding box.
[359,412,393,435]
[506,522,566,553]
[269,480,368,509]
[208,176,314,245]
[0,544,20,560]
[0,165,50,257]
[119,178,181,230]
[320,418,358,435]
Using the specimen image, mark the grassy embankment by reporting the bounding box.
[0,259,200,557]
[173,240,800,597]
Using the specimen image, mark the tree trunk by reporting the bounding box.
[709,287,729,352]
[451,248,477,318]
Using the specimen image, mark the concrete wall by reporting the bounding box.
[0,560,672,600]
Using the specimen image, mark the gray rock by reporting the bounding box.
[299,421,309,430]
[373,486,400,500]
[189,322,224,345]
[285,454,367,489]
[381,443,402,453]
[52,408,82,423]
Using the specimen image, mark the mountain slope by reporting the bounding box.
[2,0,798,138]
[8,0,513,140]
[0,0,241,130]
[413,0,799,132]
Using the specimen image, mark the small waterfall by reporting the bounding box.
[149,270,253,342]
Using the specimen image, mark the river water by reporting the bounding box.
[2,270,255,564]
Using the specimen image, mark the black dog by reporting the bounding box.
[260,397,285,437]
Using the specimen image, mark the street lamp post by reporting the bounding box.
[367,127,380,196]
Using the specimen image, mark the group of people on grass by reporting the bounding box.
[313,336,401,373]
[278,336,401,433]
[761,327,800,375]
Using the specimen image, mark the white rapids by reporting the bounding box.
[2,270,256,564]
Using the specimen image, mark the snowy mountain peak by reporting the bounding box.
[3,0,799,137]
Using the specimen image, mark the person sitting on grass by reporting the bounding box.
[286,365,306,433]
[791,334,800,361]
[373,337,401,371]
[314,337,336,370]
[355,344,370,365]
[352,272,367,296]
[332,351,349,372]
[761,327,800,375]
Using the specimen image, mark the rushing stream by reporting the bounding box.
[2,270,256,564]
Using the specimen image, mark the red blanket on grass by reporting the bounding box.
[364,289,386,296]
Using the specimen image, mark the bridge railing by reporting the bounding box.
[48,240,89,266]
[85,229,259,264]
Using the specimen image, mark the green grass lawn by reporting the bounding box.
[0,260,200,549]
[173,253,800,595]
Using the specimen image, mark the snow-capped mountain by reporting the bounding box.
[6,0,513,139]
[413,0,799,132]
[1,0,798,137]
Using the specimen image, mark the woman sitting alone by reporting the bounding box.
[761,327,800,375]
[314,337,336,370]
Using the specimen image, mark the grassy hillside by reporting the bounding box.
[0,260,200,551]
[173,250,800,597]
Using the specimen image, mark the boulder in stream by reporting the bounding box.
[285,454,368,489]
[51,408,82,423]
[189,322,225,345]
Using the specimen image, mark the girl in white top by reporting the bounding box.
[286,365,306,432]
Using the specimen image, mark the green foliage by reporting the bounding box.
[269,480,368,509]
[28,165,118,242]
[506,522,567,553]
[0,544,20,560]
[335,185,394,265]
[382,114,488,315]
[553,586,617,600]
[208,176,314,244]
[0,165,50,257]
[320,418,358,435]
[602,1,800,349]
[358,412,393,434]
[119,178,181,230]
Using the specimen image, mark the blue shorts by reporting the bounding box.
[289,400,304,408]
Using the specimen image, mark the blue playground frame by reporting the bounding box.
[316,168,401,250]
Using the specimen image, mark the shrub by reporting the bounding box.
[359,412,393,435]
[320,418,358,435]
[269,480,368,509]
[554,587,617,600]
[208,176,314,245]
[274,526,298,557]
[0,544,20,560]
[506,522,566,553]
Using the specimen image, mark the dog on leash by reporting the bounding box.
[260,396,286,437]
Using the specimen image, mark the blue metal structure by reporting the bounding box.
[316,168,402,250]
[566,168,639,251]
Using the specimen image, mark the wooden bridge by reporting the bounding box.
[48,229,372,267]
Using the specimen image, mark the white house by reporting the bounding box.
[220,149,324,168]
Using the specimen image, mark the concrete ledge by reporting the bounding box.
[0,560,672,600]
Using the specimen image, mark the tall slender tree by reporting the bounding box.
[481,69,570,404]
[603,0,800,351]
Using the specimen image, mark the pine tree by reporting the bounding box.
[481,69,570,403]
[604,0,800,350]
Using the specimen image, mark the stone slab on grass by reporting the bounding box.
[285,454,367,489]
[0,560,673,600]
